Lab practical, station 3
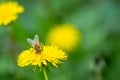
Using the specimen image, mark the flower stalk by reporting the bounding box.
[43,68,48,80]
[95,68,102,80]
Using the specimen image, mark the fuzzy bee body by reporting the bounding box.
[34,44,43,53]
[27,34,43,54]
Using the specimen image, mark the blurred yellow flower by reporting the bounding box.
[47,24,81,50]
[17,45,67,67]
[0,1,24,26]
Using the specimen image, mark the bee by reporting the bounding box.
[27,34,43,54]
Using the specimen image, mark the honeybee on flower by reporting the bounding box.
[17,34,67,67]
[27,34,43,54]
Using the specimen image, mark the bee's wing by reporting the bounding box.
[34,34,39,44]
[27,38,34,47]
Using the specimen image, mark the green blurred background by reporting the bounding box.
[0,0,120,80]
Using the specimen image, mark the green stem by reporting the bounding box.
[7,26,18,80]
[43,68,48,80]
[95,68,102,80]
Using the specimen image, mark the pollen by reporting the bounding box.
[0,1,24,26]
[47,24,81,50]
[17,45,67,67]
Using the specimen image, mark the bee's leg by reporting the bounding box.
[30,50,33,54]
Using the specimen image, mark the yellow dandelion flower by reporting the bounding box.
[17,35,67,67]
[17,45,67,67]
[0,1,24,26]
[47,24,81,50]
